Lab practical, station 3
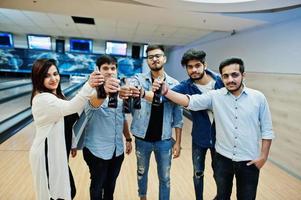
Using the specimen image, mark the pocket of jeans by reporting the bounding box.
[171,137,176,146]
[249,163,260,171]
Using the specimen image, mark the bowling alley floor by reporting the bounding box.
[0,117,301,200]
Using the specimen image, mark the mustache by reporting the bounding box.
[189,72,204,80]
[226,82,236,85]
[152,61,160,65]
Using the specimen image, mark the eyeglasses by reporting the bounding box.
[147,54,164,60]
[221,72,241,79]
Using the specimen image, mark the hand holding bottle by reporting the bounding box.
[152,78,169,96]
[88,71,105,88]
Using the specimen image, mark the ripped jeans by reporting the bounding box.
[192,143,216,200]
[135,138,172,200]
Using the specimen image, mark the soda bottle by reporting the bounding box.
[96,84,107,99]
[133,86,141,109]
[152,77,162,106]
[108,92,118,108]
[107,75,119,108]
[122,96,132,113]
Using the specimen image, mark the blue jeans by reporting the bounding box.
[135,138,172,200]
[192,143,216,200]
[83,147,124,200]
[214,153,260,200]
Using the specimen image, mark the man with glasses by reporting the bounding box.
[120,44,183,200]
[171,49,224,200]
[153,57,275,200]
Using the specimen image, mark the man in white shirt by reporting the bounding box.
[153,57,275,200]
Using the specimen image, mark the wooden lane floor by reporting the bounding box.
[0,117,300,199]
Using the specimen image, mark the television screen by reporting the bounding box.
[105,41,127,56]
[0,32,13,48]
[27,35,52,50]
[142,44,148,58]
[70,38,93,53]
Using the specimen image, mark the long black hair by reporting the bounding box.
[30,58,65,104]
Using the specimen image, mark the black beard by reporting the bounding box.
[227,80,243,93]
[189,72,204,81]
[151,65,163,72]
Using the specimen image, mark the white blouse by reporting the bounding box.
[29,82,94,200]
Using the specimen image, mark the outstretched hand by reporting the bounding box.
[88,71,104,88]
[104,77,120,94]
[152,78,169,95]
[119,86,141,99]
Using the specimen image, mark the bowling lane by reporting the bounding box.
[0,82,73,122]
[0,83,32,97]
[0,79,31,90]
[0,77,21,83]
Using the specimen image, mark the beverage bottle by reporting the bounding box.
[133,86,141,109]
[96,84,107,99]
[108,92,118,108]
[152,77,162,106]
[121,77,132,113]
[95,66,107,99]
[123,96,132,113]
[107,75,119,108]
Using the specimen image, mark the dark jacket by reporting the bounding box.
[172,69,224,148]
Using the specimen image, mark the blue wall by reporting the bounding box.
[0,48,143,77]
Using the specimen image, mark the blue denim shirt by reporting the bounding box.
[131,71,183,140]
[172,69,224,148]
[83,98,125,160]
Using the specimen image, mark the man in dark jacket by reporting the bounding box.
[172,49,224,200]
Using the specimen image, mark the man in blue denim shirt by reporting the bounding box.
[121,45,183,200]
[172,49,224,200]
[156,58,275,200]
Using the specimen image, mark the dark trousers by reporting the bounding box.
[192,143,216,200]
[214,153,260,200]
[83,147,124,200]
[45,138,76,200]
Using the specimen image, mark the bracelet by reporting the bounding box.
[126,138,132,142]
[162,87,169,96]
[141,90,146,98]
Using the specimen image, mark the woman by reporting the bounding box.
[29,58,103,200]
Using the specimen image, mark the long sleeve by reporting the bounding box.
[32,82,94,126]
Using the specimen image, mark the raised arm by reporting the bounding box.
[32,71,104,125]
[152,79,190,107]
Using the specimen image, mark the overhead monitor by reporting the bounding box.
[27,34,52,50]
[0,32,14,48]
[142,44,148,58]
[105,41,127,56]
[70,38,93,53]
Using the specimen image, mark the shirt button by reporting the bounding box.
[233,153,236,155]
[235,127,238,129]
[235,137,238,139]
[234,146,236,148]
[235,107,238,109]
[235,116,238,119]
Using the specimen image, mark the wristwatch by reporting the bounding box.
[126,138,132,142]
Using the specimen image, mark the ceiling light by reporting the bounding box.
[183,0,255,3]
